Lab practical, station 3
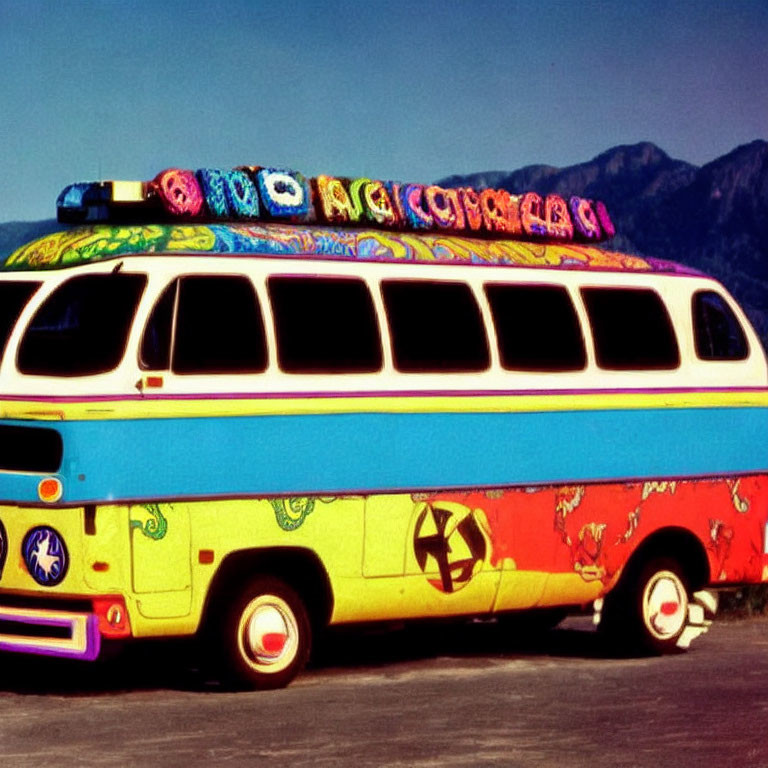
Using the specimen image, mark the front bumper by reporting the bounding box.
[0,603,101,660]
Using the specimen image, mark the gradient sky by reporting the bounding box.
[1,0,766,222]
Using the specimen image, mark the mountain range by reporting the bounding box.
[439,140,768,348]
[2,140,767,347]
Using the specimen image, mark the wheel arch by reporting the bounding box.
[618,526,710,592]
[200,546,335,633]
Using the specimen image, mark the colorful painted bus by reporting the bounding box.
[0,165,766,689]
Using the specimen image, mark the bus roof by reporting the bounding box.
[2,222,699,275]
[7,163,697,276]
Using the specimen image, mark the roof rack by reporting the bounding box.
[56,165,615,245]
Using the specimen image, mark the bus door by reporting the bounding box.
[129,502,192,618]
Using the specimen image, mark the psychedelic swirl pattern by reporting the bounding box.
[130,503,169,541]
[55,164,616,244]
[413,476,768,593]
[268,497,337,531]
[4,222,661,274]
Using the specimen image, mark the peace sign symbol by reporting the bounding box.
[413,501,488,593]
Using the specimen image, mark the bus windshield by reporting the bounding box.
[0,280,41,363]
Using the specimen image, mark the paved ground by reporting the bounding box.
[0,616,766,767]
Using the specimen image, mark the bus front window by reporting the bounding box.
[17,273,146,377]
[0,281,41,362]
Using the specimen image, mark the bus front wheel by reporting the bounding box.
[216,575,311,689]
[601,557,690,654]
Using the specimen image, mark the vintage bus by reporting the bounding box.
[0,165,766,689]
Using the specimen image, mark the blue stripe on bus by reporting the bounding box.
[0,407,766,504]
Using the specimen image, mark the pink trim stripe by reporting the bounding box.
[1,385,766,405]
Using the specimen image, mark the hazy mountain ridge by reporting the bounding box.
[0,219,60,259]
[1,140,767,346]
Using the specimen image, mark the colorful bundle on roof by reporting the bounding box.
[56,165,616,243]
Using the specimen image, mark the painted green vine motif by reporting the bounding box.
[270,497,337,531]
[130,503,169,540]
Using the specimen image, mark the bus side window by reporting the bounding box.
[381,280,490,373]
[485,283,586,371]
[692,291,749,361]
[140,280,176,370]
[140,276,268,374]
[581,287,680,370]
[18,273,146,377]
[268,276,382,374]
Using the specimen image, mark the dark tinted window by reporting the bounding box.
[485,283,586,371]
[693,291,748,361]
[0,425,62,472]
[18,274,146,376]
[142,275,267,374]
[269,276,381,373]
[382,280,489,372]
[581,287,680,370]
[140,280,176,370]
[0,282,40,362]
[175,276,267,374]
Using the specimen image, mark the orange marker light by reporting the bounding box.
[38,477,63,503]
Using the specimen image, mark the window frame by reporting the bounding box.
[380,278,491,374]
[267,274,384,375]
[17,272,147,378]
[483,281,587,373]
[580,285,681,372]
[139,272,269,375]
[692,289,750,362]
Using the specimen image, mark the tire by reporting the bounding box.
[214,575,311,690]
[600,557,690,655]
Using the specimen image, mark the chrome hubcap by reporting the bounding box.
[238,595,299,673]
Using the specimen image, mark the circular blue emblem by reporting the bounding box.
[23,526,68,587]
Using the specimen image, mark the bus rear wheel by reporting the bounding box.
[601,557,690,654]
[216,575,311,689]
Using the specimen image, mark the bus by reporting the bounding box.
[0,164,765,689]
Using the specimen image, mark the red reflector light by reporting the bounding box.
[92,596,131,638]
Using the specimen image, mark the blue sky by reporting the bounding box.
[1,0,767,222]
